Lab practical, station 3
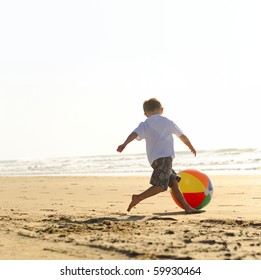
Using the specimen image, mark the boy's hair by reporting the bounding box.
[143,98,162,113]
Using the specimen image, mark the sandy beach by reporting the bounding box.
[0,175,260,260]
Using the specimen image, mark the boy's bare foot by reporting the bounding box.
[127,194,140,212]
[185,208,205,214]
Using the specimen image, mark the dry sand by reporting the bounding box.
[0,175,260,260]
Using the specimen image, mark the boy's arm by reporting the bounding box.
[179,134,196,156]
[117,131,138,153]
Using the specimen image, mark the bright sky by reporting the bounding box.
[0,0,260,160]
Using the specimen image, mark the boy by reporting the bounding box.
[117,98,200,214]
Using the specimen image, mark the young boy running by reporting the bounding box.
[117,98,200,214]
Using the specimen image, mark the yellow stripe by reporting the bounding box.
[179,172,206,193]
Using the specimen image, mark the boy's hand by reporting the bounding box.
[117,132,138,153]
[179,134,197,157]
[190,146,196,156]
[117,144,126,153]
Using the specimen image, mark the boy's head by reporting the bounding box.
[143,98,163,117]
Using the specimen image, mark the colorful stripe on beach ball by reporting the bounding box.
[170,169,214,210]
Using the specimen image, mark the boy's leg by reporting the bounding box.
[170,178,200,214]
[127,185,164,212]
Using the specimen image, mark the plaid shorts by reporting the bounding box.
[150,157,181,191]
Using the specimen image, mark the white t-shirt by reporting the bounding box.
[134,114,183,165]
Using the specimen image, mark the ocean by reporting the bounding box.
[0,148,260,176]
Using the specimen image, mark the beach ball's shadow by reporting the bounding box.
[153,210,205,216]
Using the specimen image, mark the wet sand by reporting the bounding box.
[0,175,260,260]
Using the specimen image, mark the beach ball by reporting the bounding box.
[170,169,213,210]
